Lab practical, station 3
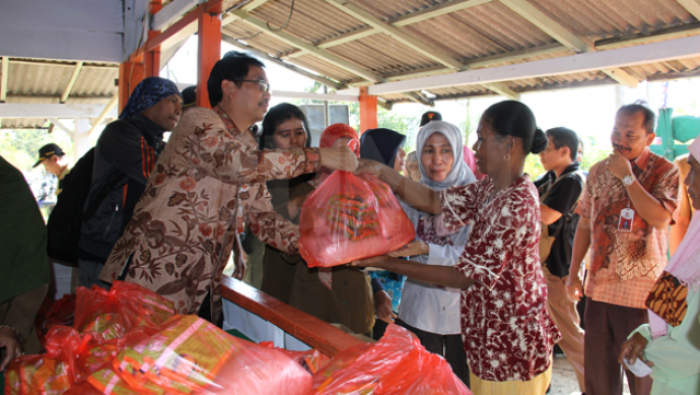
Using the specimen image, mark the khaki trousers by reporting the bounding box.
[543,266,586,392]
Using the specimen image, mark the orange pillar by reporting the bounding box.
[118,62,132,114]
[145,0,163,78]
[197,4,222,108]
[359,86,378,133]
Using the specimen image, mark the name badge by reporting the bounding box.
[618,208,634,232]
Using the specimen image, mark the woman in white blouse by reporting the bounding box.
[390,120,476,385]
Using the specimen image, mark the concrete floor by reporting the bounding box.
[550,354,631,395]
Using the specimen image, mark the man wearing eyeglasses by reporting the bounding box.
[99,51,358,327]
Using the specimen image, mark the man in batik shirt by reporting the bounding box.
[567,104,679,395]
[100,52,357,325]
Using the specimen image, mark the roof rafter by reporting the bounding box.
[88,95,118,137]
[677,0,700,21]
[368,34,700,95]
[483,82,520,100]
[241,0,272,12]
[498,0,638,87]
[325,0,466,71]
[314,0,493,49]
[227,9,384,82]
[60,61,83,103]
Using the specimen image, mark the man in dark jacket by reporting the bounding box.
[78,77,182,288]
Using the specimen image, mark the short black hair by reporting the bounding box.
[617,102,655,135]
[259,103,311,150]
[481,100,547,154]
[207,51,265,107]
[545,127,579,161]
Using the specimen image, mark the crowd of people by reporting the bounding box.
[2,50,700,395]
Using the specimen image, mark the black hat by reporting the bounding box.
[182,86,197,109]
[33,143,66,168]
[420,111,442,127]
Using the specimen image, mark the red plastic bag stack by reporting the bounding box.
[299,171,416,267]
[312,324,473,395]
[88,315,312,395]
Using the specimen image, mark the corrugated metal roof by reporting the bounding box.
[1,59,117,129]
[6,0,700,122]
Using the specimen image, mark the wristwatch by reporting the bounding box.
[622,174,635,187]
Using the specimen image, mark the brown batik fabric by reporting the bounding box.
[100,106,320,323]
[646,271,688,327]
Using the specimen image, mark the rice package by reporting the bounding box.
[88,315,312,395]
[299,171,415,267]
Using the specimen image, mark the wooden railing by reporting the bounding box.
[221,276,367,358]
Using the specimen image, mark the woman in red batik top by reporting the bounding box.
[353,101,562,394]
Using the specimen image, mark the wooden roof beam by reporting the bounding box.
[315,0,493,49]
[325,0,466,71]
[392,0,493,27]
[227,10,384,82]
[241,0,272,12]
[0,57,8,103]
[484,82,520,100]
[677,0,700,21]
[368,34,700,95]
[498,0,638,87]
[60,61,83,103]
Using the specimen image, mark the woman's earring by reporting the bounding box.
[504,153,511,161]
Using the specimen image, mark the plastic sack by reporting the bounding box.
[35,294,76,344]
[313,324,472,395]
[4,326,81,395]
[88,315,312,395]
[74,281,175,338]
[261,343,331,374]
[299,171,415,267]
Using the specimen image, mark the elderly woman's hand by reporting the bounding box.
[319,146,358,172]
[0,326,23,371]
[618,332,653,368]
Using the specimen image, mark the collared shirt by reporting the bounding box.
[101,106,320,323]
[579,148,679,309]
[440,175,561,382]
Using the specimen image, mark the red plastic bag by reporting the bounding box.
[299,171,415,267]
[35,294,76,344]
[74,281,175,337]
[313,324,472,395]
[88,315,312,395]
[4,326,81,395]
[260,342,331,374]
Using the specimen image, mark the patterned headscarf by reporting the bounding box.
[320,123,360,156]
[312,124,360,187]
[119,77,181,120]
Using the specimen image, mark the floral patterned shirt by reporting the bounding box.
[580,148,679,309]
[100,106,320,323]
[440,175,561,382]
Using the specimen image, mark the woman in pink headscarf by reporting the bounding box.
[619,138,700,395]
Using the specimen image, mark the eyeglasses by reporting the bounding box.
[235,79,270,93]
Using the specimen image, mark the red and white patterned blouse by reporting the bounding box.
[440,174,562,382]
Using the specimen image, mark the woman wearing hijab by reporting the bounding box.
[257,103,315,301]
[353,101,560,393]
[282,123,375,334]
[360,128,408,334]
[79,76,182,289]
[619,138,700,395]
[390,121,476,385]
